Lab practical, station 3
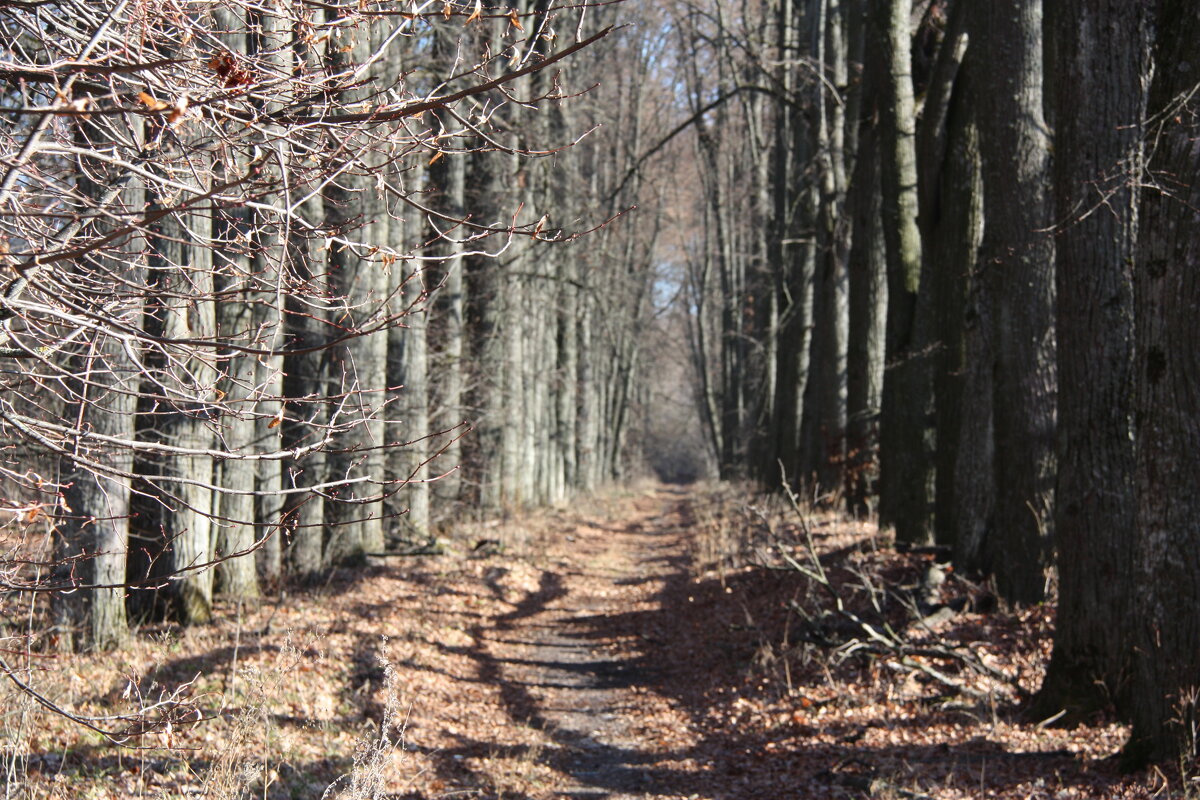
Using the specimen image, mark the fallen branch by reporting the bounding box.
[775,473,1028,703]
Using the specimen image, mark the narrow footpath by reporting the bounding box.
[464,487,703,799]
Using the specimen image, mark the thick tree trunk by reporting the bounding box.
[323,19,388,560]
[929,99,983,553]
[213,10,260,599]
[253,6,291,589]
[58,339,136,650]
[55,117,141,650]
[951,241,995,573]
[1037,0,1148,720]
[1126,0,1200,764]
[390,156,431,537]
[873,0,933,544]
[155,211,217,624]
[913,5,984,553]
[283,187,329,579]
[976,0,1057,604]
[280,8,328,580]
[844,117,886,517]
[215,269,261,599]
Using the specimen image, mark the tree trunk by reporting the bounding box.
[390,158,431,538]
[212,6,260,601]
[929,96,983,554]
[253,5,291,589]
[58,360,135,651]
[431,141,468,508]
[323,17,388,561]
[844,111,886,517]
[1036,0,1149,720]
[153,211,217,624]
[873,0,933,544]
[55,116,141,650]
[1126,0,1200,764]
[58,333,137,650]
[976,0,1056,604]
[802,0,850,496]
[914,4,984,553]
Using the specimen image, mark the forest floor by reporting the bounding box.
[4,484,1173,798]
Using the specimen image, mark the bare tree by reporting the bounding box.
[0,0,610,649]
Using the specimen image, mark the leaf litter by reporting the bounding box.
[2,483,1170,799]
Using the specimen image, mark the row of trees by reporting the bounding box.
[8,0,1200,770]
[664,0,1200,765]
[0,0,661,657]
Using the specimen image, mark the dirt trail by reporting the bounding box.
[469,487,698,799]
[23,484,1150,800]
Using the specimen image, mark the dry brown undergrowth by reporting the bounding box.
[0,482,1175,799]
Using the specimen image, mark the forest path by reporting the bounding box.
[468,486,700,799]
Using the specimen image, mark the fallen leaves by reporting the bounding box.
[5,485,1166,800]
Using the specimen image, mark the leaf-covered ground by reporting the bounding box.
[2,484,1173,798]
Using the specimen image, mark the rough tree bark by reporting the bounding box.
[323,15,389,561]
[213,7,260,600]
[843,0,885,516]
[873,0,933,544]
[1036,0,1149,719]
[976,0,1057,604]
[1126,0,1200,764]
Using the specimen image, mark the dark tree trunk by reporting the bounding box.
[281,8,328,580]
[872,0,933,544]
[976,0,1056,604]
[1036,0,1149,721]
[914,5,985,553]
[844,108,886,517]
[928,102,983,554]
[1126,0,1200,764]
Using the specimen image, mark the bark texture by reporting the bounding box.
[1127,0,1200,763]
[1037,0,1149,719]
[873,0,933,544]
[976,0,1056,603]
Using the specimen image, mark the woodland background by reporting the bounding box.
[1,0,1199,794]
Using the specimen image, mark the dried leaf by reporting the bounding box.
[465,0,481,24]
[268,410,284,428]
[509,9,523,30]
[428,150,444,166]
[208,53,253,88]
[166,95,190,127]
[137,91,170,111]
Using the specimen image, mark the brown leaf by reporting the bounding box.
[509,9,523,30]
[137,91,170,111]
